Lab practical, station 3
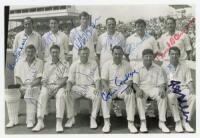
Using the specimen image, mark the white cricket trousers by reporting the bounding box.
[167,88,196,122]
[66,85,101,119]
[101,87,136,121]
[136,87,167,122]
[37,86,65,119]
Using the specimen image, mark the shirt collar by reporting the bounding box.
[50,59,61,65]
[78,59,91,65]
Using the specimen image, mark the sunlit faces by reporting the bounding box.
[24,18,33,33]
[25,47,36,61]
[50,48,60,62]
[135,23,146,36]
[166,19,176,33]
[49,19,59,33]
[106,19,116,33]
[143,53,153,68]
[79,49,90,64]
[112,48,123,65]
[169,49,180,64]
[80,16,89,28]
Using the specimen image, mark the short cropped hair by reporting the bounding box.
[25,44,36,51]
[112,46,124,54]
[142,49,153,56]
[79,11,90,19]
[50,45,60,52]
[106,17,116,25]
[169,46,181,55]
[166,17,176,25]
[24,17,33,24]
[78,47,90,54]
[135,19,146,27]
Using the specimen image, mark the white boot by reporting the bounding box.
[56,118,63,133]
[128,121,138,133]
[65,117,75,128]
[32,118,44,132]
[175,121,183,133]
[140,120,148,133]
[159,121,170,133]
[6,101,20,128]
[182,120,194,133]
[102,118,111,133]
[90,117,97,129]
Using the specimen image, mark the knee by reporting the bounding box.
[56,89,65,99]
[167,93,176,102]
[39,87,48,98]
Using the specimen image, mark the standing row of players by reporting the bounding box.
[6,11,195,133]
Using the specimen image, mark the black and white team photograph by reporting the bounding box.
[3,3,197,135]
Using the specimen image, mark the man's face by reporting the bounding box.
[135,23,145,35]
[24,19,33,32]
[50,48,60,61]
[112,48,123,64]
[49,19,59,32]
[79,49,89,63]
[169,50,180,64]
[80,16,89,27]
[166,19,176,32]
[143,54,153,67]
[106,19,116,33]
[25,48,36,60]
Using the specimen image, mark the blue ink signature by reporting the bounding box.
[101,85,130,101]
[72,16,101,50]
[7,33,29,70]
[115,70,138,86]
[168,80,189,122]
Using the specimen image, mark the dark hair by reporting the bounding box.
[112,46,123,53]
[78,47,90,54]
[166,17,176,25]
[49,17,59,23]
[169,46,180,55]
[79,11,89,19]
[24,17,33,24]
[135,19,146,27]
[50,45,60,51]
[142,49,153,56]
[106,17,116,25]
[25,44,36,51]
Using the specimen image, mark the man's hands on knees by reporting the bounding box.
[159,86,166,99]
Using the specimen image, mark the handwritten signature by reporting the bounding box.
[168,80,189,122]
[101,84,130,101]
[156,17,195,59]
[115,70,138,86]
[7,33,29,70]
[72,16,101,50]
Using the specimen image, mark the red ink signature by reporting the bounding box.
[156,17,195,59]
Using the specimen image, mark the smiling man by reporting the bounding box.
[162,47,195,133]
[133,49,170,133]
[69,11,98,62]
[42,18,69,62]
[125,19,159,70]
[13,17,42,61]
[7,44,43,128]
[65,47,101,129]
[101,46,137,133]
[32,45,68,133]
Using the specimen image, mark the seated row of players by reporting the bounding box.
[6,44,195,134]
[7,11,195,133]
